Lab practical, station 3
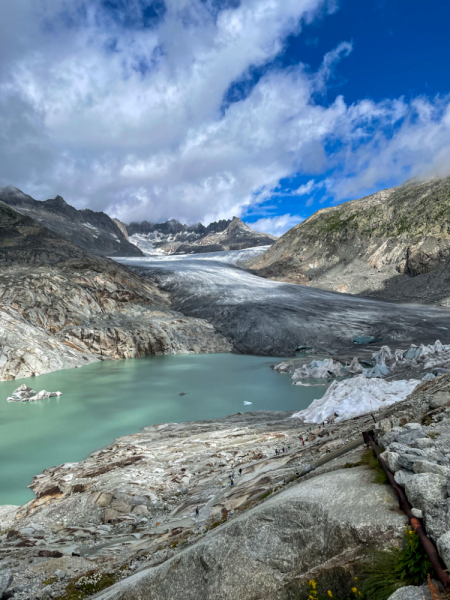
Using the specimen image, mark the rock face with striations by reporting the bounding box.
[4,376,450,600]
[249,176,450,306]
[0,186,143,257]
[0,201,230,380]
[90,468,405,600]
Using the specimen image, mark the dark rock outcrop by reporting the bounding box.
[0,186,143,257]
[0,202,230,380]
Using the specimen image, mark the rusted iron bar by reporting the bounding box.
[363,430,450,591]
[292,436,365,484]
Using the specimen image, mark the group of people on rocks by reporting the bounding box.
[194,424,329,519]
[274,446,291,455]
[273,423,326,455]
[229,467,243,486]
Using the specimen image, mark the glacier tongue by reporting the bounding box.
[291,376,420,423]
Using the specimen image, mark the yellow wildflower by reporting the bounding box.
[352,587,358,593]
[354,577,358,580]
[328,591,333,598]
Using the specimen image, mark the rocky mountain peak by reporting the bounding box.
[0,187,143,258]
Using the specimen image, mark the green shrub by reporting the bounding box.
[360,526,434,600]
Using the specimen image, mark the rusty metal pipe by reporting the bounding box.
[363,431,450,591]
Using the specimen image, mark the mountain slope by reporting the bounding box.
[127,216,276,254]
[249,176,450,305]
[0,202,230,380]
[0,186,143,257]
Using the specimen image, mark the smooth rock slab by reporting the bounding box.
[91,467,406,600]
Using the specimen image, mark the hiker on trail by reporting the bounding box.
[288,446,290,451]
[195,507,199,517]
[239,468,242,476]
[231,479,234,487]
[302,438,305,446]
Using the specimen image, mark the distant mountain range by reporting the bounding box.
[124,216,276,255]
[0,186,276,257]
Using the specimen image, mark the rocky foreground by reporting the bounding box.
[249,176,450,306]
[0,201,230,380]
[2,373,450,599]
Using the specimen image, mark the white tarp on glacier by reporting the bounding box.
[291,375,420,423]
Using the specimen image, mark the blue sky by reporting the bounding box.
[0,0,449,235]
[244,0,450,231]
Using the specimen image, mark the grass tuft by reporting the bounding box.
[359,449,388,484]
[54,571,118,600]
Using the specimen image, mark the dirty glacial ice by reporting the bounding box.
[117,248,450,356]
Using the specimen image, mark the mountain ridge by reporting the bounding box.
[249,175,450,305]
[125,215,277,255]
[0,186,143,258]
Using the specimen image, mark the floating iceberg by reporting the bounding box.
[291,376,420,423]
[243,401,253,405]
[7,384,62,403]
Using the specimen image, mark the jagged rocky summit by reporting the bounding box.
[0,186,143,258]
[0,201,231,380]
[249,175,450,305]
[0,186,275,258]
[125,215,276,255]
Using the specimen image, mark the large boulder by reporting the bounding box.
[405,474,447,513]
[387,585,433,600]
[91,468,406,600]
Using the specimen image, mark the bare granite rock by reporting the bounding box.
[0,201,231,380]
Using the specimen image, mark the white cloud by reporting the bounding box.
[293,180,316,195]
[249,214,304,237]
[0,0,449,226]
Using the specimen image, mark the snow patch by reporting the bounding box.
[291,376,420,423]
[83,222,98,232]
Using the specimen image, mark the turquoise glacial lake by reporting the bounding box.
[0,354,325,506]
